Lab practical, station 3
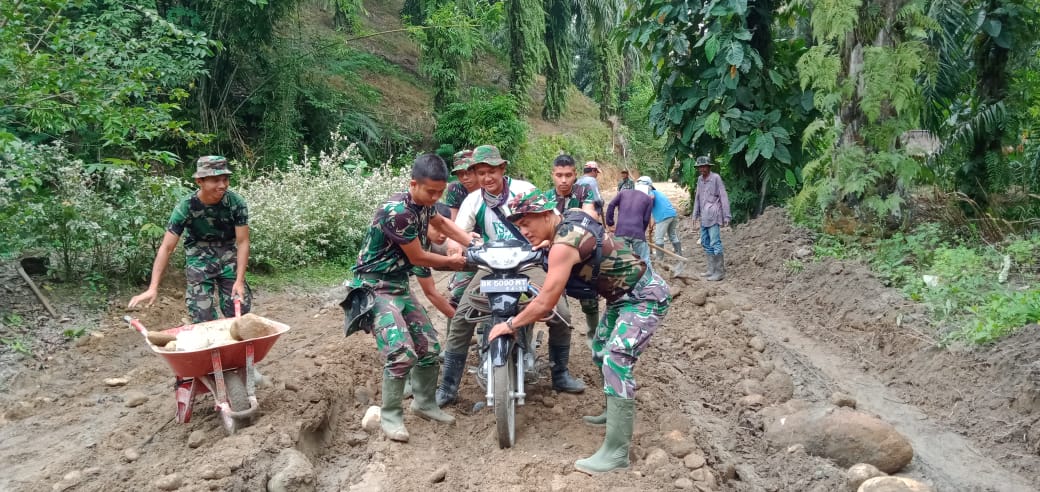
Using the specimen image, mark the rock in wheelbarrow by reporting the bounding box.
[146,332,177,347]
[230,313,278,341]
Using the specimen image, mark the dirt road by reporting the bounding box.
[1,205,1039,491]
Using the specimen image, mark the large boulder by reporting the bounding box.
[267,448,316,492]
[764,405,913,473]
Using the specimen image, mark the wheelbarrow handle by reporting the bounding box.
[123,315,148,335]
[233,296,242,318]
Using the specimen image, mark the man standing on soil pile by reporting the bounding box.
[437,145,586,408]
[546,154,603,347]
[347,154,476,443]
[488,189,670,474]
[691,156,731,281]
[128,156,253,323]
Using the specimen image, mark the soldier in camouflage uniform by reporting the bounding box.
[489,189,670,474]
[545,154,602,347]
[128,156,253,323]
[346,153,476,443]
[440,150,480,352]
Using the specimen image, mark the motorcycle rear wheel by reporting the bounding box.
[493,350,517,448]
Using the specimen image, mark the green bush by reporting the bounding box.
[0,141,186,282]
[434,89,527,159]
[240,133,408,270]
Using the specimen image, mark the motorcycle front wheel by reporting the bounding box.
[494,349,517,448]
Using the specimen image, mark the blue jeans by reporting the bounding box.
[620,237,651,264]
[699,224,722,255]
[653,216,679,246]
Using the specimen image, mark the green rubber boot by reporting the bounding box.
[409,364,455,423]
[381,373,410,442]
[575,396,635,474]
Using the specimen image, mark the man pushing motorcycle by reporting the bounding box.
[487,189,671,474]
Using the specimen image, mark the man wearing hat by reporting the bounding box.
[487,189,670,474]
[691,156,731,281]
[128,156,253,322]
[437,145,586,408]
[616,170,635,192]
[576,161,604,218]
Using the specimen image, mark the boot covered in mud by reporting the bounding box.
[700,252,713,277]
[654,242,666,262]
[575,396,635,474]
[409,364,455,423]
[380,373,410,442]
[436,351,466,407]
[549,344,586,393]
[707,253,725,281]
[672,241,683,257]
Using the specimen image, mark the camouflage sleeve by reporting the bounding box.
[379,204,420,245]
[166,196,191,236]
[229,191,249,226]
[552,221,587,250]
[411,265,432,278]
[442,182,467,209]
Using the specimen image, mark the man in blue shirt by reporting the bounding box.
[639,176,682,261]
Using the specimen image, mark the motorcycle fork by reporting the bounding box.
[485,292,528,407]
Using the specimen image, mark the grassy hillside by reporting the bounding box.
[319,0,627,187]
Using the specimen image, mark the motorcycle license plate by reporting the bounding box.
[480,278,528,293]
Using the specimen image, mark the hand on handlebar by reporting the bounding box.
[488,321,514,342]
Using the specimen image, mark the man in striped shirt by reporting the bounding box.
[691,156,731,281]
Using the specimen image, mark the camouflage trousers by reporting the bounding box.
[184,243,252,323]
[591,271,670,399]
[447,270,476,307]
[356,276,440,378]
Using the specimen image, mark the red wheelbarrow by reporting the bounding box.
[124,302,290,435]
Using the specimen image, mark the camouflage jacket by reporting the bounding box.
[167,190,249,250]
[546,183,596,215]
[553,210,647,302]
[352,191,433,277]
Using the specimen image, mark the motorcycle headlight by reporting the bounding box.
[479,247,527,269]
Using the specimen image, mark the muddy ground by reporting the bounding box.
[2,205,1039,492]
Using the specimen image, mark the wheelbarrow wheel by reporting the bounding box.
[222,369,254,434]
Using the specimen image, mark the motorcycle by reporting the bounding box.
[460,238,566,448]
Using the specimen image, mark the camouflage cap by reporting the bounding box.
[471,144,508,167]
[695,155,714,167]
[506,189,557,222]
[451,149,474,173]
[193,155,232,178]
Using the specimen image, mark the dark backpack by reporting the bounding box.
[552,210,604,300]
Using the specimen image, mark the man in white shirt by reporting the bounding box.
[437,145,586,407]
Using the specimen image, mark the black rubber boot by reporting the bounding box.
[435,351,467,407]
[672,241,683,256]
[549,344,586,393]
